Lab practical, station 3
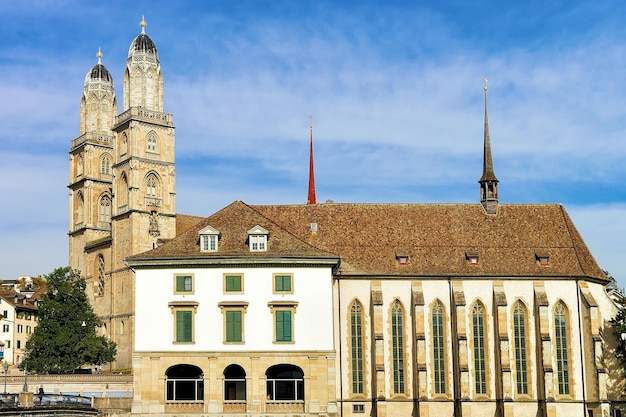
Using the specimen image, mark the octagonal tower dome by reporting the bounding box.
[128,16,159,60]
[84,48,113,86]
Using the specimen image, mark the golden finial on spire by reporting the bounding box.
[483,77,488,92]
[96,47,103,64]
[140,16,147,34]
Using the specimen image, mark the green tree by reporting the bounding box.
[21,267,116,373]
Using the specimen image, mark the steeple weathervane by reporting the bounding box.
[307,116,317,205]
[96,47,103,64]
[140,16,147,34]
[479,78,499,214]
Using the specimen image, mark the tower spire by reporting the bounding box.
[307,116,317,205]
[479,78,499,214]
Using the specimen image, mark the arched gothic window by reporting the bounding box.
[554,302,570,395]
[432,300,446,394]
[77,156,83,177]
[96,254,105,296]
[146,173,158,197]
[101,155,111,175]
[472,302,487,394]
[121,133,128,155]
[147,132,158,153]
[513,301,529,395]
[391,299,405,394]
[99,195,111,226]
[350,300,364,394]
[119,173,129,210]
[75,192,84,227]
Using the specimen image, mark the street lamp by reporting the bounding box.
[3,362,8,394]
[22,368,27,393]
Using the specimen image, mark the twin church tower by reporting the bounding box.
[68,18,176,369]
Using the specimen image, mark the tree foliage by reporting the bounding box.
[21,267,116,373]
[607,270,626,367]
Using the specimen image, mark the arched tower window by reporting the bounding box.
[224,364,246,403]
[77,156,84,178]
[146,173,158,197]
[432,300,446,394]
[118,172,129,210]
[101,155,111,175]
[121,133,128,156]
[349,300,364,395]
[554,302,570,395]
[391,299,405,394]
[99,195,111,227]
[472,302,487,395]
[96,254,105,296]
[74,192,84,228]
[147,132,158,154]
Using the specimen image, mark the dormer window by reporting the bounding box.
[199,225,220,252]
[536,252,550,267]
[466,251,479,266]
[395,251,409,266]
[247,225,269,252]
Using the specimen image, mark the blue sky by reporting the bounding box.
[1,1,626,287]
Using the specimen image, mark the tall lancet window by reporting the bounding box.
[146,174,158,197]
[554,302,570,395]
[513,301,529,395]
[99,195,111,226]
[350,301,364,394]
[432,300,446,394]
[472,302,487,394]
[391,300,405,394]
[101,155,111,175]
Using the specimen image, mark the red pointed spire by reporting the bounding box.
[307,116,317,205]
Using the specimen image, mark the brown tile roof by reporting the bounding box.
[253,202,607,281]
[176,214,205,235]
[128,201,607,282]
[126,201,339,265]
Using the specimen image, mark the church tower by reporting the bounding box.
[68,48,117,277]
[68,17,176,370]
[479,79,499,214]
[111,15,176,268]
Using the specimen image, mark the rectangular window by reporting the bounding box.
[224,274,243,293]
[275,310,292,342]
[353,404,365,413]
[169,301,198,344]
[26,326,32,334]
[176,310,193,343]
[17,325,23,333]
[201,235,218,252]
[174,274,194,294]
[16,340,20,349]
[2,325,8,333]
[225,310,243,343]
[5,341,9,349]
[273,274,293,293]
[2,311,6,319]
[250,235,267,251]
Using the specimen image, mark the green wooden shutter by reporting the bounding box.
[226,310,242,342]
[175,275,192,292]
[225,275,241,292]
[274,275,291,292]
[176,310,192,342]
[276,310,292,342]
